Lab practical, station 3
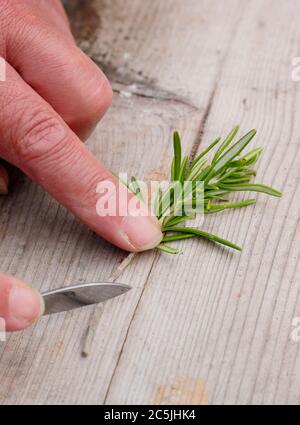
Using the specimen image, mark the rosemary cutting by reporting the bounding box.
[129,126,281,254]
[82,128,282,356]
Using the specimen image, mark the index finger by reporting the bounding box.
[0,62,163,252]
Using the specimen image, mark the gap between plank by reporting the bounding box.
[81,92,214,358]
[99,5,246,401]
[103,251,160,404]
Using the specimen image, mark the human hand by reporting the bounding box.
[0,0,162,332]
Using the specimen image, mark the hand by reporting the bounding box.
[0,0,162,332]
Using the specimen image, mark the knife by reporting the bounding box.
[41,282,131,315]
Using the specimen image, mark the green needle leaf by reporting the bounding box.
[165,226,242,251]
[173,131,182,181]
[187,158,207,181]
[178,155,189,183]
[162,234,196,242]
[163,214,195,228]
[171,158,175,181]
[219,183,282,197]
[205,198,256,214]
[156,243,181,254]
[129,176,144,201]
[229,147,263,168]
[129,126,282,255]
[188,137,221,173]
[212,125,239,163]
[205,129,257,182]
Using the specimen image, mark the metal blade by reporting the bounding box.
[42,282,131,315]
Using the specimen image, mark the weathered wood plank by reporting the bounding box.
[0,0,299,405]
[0,94,199,404]
[0,0,241,404]
[104,0,300,405]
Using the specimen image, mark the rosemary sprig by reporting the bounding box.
[131,127,282,254]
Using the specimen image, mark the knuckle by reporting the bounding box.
[61,50,113,134]
[92,76,113,119]
[83,77,113,124]
[13,109,68,166]
[76,56,113,125]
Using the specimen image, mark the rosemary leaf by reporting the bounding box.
[212,125,239,163]
[165,226,242,251]
[156,243,181,254]
[173,131,182,181]
[178,155,189,183]
[129,126,282,254]
[162,234,196,242]
[188,137,221,172]
[205,198,256,214]
[219,183,282,197]
[129,176,144,201]
[204,129,257,182]
[163,214,195,228]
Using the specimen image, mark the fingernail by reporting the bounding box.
[9,286,45,327]
[120,215,163,251]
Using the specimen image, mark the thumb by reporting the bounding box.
[0,273,44,332]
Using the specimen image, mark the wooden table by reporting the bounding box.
[0,0,299,405]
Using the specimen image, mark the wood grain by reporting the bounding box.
[0,0,299,404]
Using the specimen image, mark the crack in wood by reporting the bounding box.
[103,251,160,404]
[90,57,199,111]
[82,252,137,357]
[98,7,245,401]
[112,82,199,111]
[99,84,217,396]
[189,84,218,163]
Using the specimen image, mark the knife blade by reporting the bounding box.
[42,282,131,315]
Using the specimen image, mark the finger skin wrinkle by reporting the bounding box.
[11,111,68,168]
[77,167,117,209]
[0,86,46,156]
[6,23,52,67]
[0,2,31,58]
[0,1,15,27]
[1,1,73,63]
